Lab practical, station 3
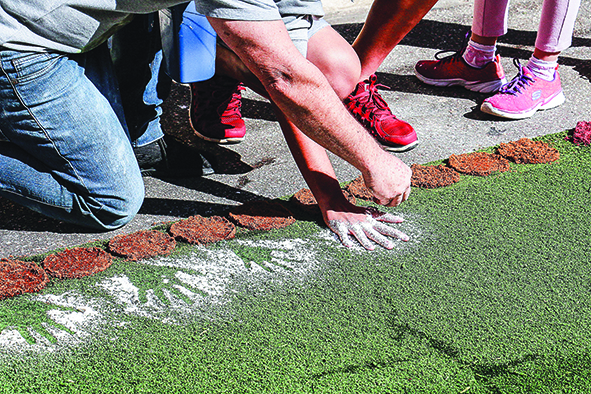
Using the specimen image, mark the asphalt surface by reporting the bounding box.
[1,0,590,258]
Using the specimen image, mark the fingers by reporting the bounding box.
[403,185,411,203]
[328,220,354,248]
[373,222,409,242]
[373,184,411,208]
[385,185,411,207]
[349,224,376,250]
[328,212,409,250]
[358,223,396,250]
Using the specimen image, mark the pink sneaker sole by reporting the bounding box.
[481,90,565,120]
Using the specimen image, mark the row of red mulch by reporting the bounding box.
[0,199,304,300]
[2,133,586,301]
[411,136,564,189]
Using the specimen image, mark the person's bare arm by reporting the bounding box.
[276,108,408,249]
[213,28,409,249]
[207,17,411,207]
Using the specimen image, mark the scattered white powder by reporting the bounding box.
[0,329,29,348]
[1,227,420,355]
[0,237,324,353]
[0,292,106,355]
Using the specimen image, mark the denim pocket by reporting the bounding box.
[11,52,62,84]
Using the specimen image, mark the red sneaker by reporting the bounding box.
[189,75,246,144]
[344,75,418,152]
[415,51,506,93]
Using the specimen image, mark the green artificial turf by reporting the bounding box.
[1,131,590,393]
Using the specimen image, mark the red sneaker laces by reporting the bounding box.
[349,75,397,127]
[192,80,244,118]
[224,84,245,117]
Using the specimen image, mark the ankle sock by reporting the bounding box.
[526,55,558,81]
[463,40,496,68]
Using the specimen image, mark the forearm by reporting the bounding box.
[208,18,386,176]
[275,107,348,215]
[277,104,410,250]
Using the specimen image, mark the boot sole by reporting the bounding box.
[415,71,506,94]
[189,109,245,144]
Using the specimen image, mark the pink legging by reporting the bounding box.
[472,0,581,52]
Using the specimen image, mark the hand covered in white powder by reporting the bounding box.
[326,206,409,250]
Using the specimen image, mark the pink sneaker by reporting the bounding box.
[481,60,565,119]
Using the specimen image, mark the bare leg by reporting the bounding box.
[352,0,439,80]
[533,48,560,63]
[307,26,361,97]
[470,33,498,46]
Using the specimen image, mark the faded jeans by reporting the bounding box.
[0,45,146,230]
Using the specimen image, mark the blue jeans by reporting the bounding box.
[0,46,145,230]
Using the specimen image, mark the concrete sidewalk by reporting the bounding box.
[2,0,590,258]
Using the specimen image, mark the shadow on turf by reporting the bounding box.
[389,323,591,390]
[311,320,543,389]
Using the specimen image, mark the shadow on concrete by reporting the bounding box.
[0,197,96,233]
[138,197,234,218]
[155,176,268,206]
[333,19,591,90]
[241,98,277,122]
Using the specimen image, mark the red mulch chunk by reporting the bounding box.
[0,259,49,300]
[228,200,296,231]
[43,247,113,279]
[572,121,591,146]
[108,230,176,261]
[497,138,559,164]
[290,188,356,214]
[448,152,510,176]
[292,188,318,206]
[290,188,321,214]
[344,176,373,200]
[411,164,461,188]
[170,215,236,244]
[342,189,357,205]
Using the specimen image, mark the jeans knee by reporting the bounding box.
[94,184,144,231]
